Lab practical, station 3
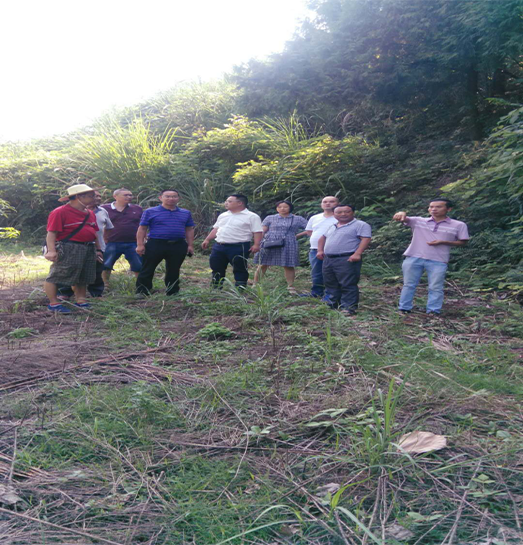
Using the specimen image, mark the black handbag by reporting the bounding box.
[262,216,294,249]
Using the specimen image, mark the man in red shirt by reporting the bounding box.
[44,184,103,313]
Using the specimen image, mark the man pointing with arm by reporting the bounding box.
[393,198,469,315]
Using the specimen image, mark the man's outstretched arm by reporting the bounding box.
[393,211,409,222]
[427,239,468,247]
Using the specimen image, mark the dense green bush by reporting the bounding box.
[443,106,523,291]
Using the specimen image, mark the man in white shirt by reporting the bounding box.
[298,196,339,297]
[202,194,263,288]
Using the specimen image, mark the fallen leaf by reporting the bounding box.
[386,522,415,541]
[0,484,22,505]
[279,524,299,537]
[398,431,447,454]
[316,482,340,496]
[432,338,456,352]
[244,483,260,495]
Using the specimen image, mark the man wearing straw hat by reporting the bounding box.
[44,184,104,313]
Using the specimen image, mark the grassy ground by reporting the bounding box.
[0,244,522,545]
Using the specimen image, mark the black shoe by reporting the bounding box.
[398,309,412,314]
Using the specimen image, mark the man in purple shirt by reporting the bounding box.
[101,188,143,285]
[135,189,195,296]
[393,199,469,315]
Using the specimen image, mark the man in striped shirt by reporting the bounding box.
[135,190,195,296]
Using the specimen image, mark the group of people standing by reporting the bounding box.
[44,184,469,316]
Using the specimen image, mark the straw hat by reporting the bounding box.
[58,184,95,202]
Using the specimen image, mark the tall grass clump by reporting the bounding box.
[73,117,176,198]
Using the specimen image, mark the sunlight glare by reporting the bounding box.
[1,0,312,141]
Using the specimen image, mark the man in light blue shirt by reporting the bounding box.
[317,204,372,315]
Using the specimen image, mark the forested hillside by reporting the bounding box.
[1,0,522,290]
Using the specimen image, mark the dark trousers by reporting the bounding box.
[57,260,105,298]
[322,255,362,311]
[89,260,105,297]
[209,242,250,287]
[136,239,188,296]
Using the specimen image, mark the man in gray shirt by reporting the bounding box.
[317,204,372,315]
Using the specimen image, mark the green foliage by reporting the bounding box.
[114,80,240,136]
[235,0,523,139]
[197,322,234,340]
[73,117,176,200]
[0,140,75,235]
[234,134,370,208]
[0,227,20,239]
[443,106,523,291]
[6,327,37,338]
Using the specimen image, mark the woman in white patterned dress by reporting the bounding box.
[253,201,307,293]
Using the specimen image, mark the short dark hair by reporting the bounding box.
[160,189,180,196]
[275,200,294,212]
[333,204,355,212]
[230,194,248,207]
[430,198,453,208]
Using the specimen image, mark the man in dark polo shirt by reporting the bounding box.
[101,188,143,285]
[135,189,195,296]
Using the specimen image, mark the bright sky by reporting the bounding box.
[1,0,312,142]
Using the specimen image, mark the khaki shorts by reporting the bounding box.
[46,242,96,286]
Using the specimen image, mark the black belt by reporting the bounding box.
[325,252,354,258]
[217,241,250,246]
[149,238,185,244]
[61,241,95,246]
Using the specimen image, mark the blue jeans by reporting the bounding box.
[399,257,448,313]
[103,242,142,272]
[309,249,325,297]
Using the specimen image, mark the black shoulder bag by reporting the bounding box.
[263,216,294,249]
